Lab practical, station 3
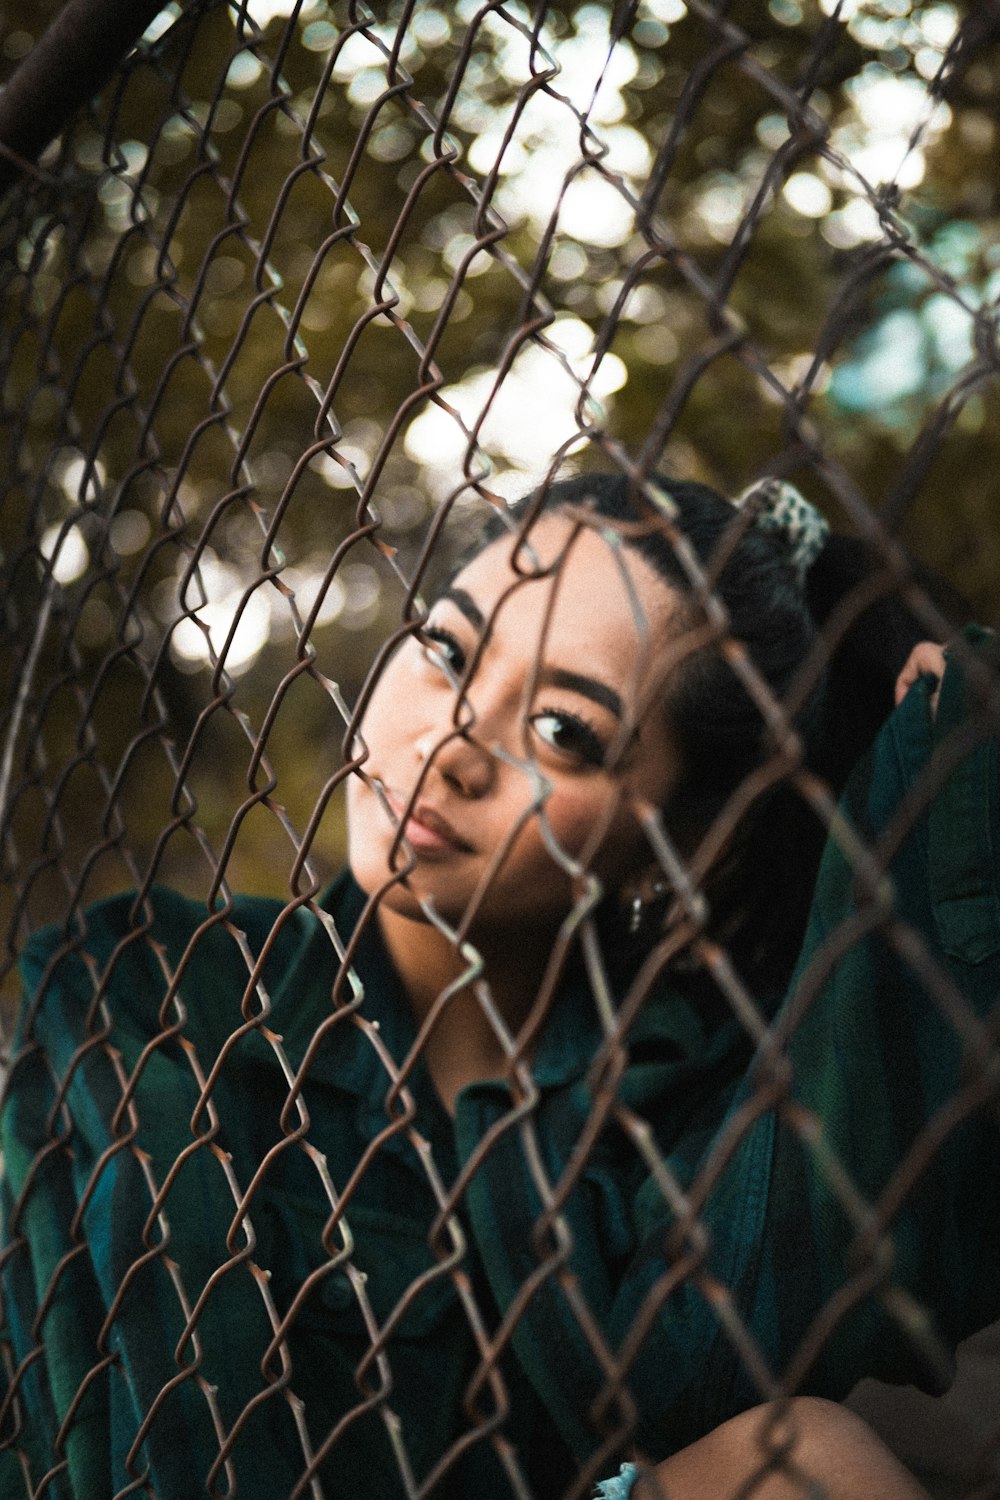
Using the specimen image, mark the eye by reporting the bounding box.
[418,624,466,676]
[530,707,606,768]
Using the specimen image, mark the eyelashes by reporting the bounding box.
[417,625,607,768]
[419,624,466,675]
[530,707,605,767]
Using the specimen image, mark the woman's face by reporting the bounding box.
[346,512,681,937]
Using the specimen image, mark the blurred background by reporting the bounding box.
[1,0,997,978]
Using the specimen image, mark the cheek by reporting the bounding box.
[344,683,403,860]
[344,773,379,875]
[543,790,601,850]
[539,783,643,874]
[353,654,411,763]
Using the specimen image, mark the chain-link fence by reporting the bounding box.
[1,1,999,1496]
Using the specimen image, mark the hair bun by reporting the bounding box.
[735,479,830,581]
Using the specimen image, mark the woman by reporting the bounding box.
[1,472,996,1499]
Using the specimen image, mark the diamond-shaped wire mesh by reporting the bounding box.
[1,2,999,1497]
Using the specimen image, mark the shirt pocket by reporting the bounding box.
[253,1191,469,1493]
[259,1188,460,1342]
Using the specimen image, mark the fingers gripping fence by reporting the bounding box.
[1,1,1000,1497]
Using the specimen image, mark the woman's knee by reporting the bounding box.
[633,1397,932,1500]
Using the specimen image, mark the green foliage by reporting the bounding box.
[0,0,997,970]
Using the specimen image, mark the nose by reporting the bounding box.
[414,720,496,800]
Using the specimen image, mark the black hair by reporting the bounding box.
[476,470,957,992]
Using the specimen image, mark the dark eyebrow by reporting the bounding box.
[539,667,623,719]
[438,586,623,718]
[438,586,486,634]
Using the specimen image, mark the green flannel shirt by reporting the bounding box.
[1,651,998,1498]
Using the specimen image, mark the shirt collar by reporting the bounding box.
[269,871,425,1114]
[271,871,716,1107]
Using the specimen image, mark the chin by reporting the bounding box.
[346,848,435,917]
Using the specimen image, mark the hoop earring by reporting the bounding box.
[627,878,668,936]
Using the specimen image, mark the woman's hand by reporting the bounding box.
[894,642,947,713]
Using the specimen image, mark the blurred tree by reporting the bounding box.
[0,0,997,980]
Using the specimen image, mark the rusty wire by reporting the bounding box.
[0,1,999,1497]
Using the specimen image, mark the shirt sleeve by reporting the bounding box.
[461,636,1000,1464]
[0,889,313,1497]
[627,633,1000,1449]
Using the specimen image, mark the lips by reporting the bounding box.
[385,791,474,855]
